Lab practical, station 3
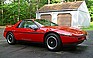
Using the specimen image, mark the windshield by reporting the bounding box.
[35,19,58,27]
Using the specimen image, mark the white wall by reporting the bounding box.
[78,1,90,27]
[36,12,52,19]
[36,11,79,27]
[78,1,89,13]
[70,11,79,27]
[36,12,41,19]
[36,7,90,27]
[78,11,90,27]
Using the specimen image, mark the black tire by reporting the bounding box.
[45,33,62,51]
[6,32,16,45]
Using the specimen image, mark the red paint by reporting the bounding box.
[3,20,87,45]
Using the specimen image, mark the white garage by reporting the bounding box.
[36,1,90,27]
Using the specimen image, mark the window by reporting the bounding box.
[35,19,58,26]
[18,20,38,29]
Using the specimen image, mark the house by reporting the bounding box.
[36,1,90,27]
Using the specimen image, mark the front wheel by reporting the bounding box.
[6,32,16,45]
[45,33,62,51]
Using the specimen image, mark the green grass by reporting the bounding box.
[82,22,93,31]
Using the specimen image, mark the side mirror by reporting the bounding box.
[29,26,38,31]
[28,24,39,31]
[33,27,38,30]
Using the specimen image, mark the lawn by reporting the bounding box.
[82,22,93,31]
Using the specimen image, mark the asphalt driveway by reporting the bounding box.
[0,28,93,58]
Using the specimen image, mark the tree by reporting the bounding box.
[18,0,20,21]
[36,0,40,11]
[87,0,93,22]
[0,0,92,25]
[1,0,4,25]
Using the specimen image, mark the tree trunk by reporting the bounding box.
[1,0,4,25]
[36,0,39,11]
[13,0,16,22]
[61,0,67,3]
[48,0,50,4]
[29,0,32,19]
[74,0,76,2]
[18,0,20,21]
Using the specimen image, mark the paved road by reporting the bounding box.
[0,28,93,58]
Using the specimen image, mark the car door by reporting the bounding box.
[13,20,35,41]
[14,20,44,42]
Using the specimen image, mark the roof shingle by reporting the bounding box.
[38,1,83,12]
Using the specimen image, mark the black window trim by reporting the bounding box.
[17,20,40,29]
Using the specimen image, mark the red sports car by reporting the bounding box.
[3,19,87,51]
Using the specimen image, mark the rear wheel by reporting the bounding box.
[45,33,62,51]
[6,32,16,45]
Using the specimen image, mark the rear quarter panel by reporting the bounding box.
[3,20,22,39]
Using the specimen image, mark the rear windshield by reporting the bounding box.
[35,19,58,26]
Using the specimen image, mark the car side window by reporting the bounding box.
[18,20,38,29]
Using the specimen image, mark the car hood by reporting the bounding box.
[43,26,87,35]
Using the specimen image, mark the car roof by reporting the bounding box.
[23,19,34,21]
[22,19,49,21]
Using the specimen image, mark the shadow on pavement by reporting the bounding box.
[62,45,88,54]
[15,40,88,53]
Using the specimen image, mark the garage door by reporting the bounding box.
[57,13,72,26]
[41,14,51,21]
